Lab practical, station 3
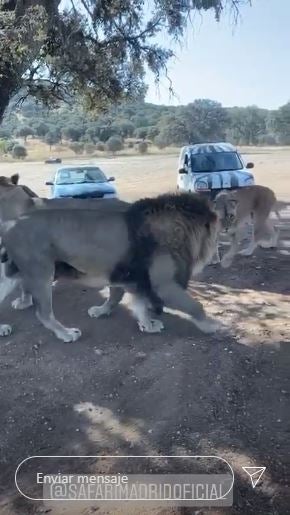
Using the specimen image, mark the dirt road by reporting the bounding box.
[0,150,289,514]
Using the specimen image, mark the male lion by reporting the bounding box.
[213,185,281,268]
[0,192,220,342]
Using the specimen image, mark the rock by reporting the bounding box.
[136,351,146,358]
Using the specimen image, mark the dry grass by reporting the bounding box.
[0,146,290,202]
[0,138,180,163]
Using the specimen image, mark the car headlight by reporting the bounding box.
[245,176,254,184]
[195,181,209,191]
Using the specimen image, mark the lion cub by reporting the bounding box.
[213,185,281,268]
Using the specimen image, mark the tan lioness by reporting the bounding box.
[0,174,129,337]
[213,185,281,268]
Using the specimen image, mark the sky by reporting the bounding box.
[145,0,290,109]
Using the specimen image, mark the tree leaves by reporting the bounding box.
[0,0,250,122]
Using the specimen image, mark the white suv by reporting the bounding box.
[177,142,255,199]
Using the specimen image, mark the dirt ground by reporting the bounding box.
[0,149,289,515]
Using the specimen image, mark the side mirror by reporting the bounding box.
[178,168,188,175]
[108,176,115,182]
[246,162,254,169]
[45,181,53,186]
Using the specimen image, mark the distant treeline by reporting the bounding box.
[1,98,290,151]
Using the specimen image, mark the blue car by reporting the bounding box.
[45,165,117,199]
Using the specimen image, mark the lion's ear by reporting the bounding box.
[11,173,19,185]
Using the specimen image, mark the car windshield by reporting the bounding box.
[56,167,106,185]
[190,152,243,173]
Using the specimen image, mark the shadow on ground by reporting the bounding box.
[0,204,289,515]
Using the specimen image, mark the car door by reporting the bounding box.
[178,152,191,191]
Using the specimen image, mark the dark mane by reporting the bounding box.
[125,192,216,231]
[111,192,217,312]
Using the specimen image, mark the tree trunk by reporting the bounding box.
[0,0,61,124]
[0,75,18,124]
[0,91,10,125]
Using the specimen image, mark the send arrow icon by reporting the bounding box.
[242,466,266,488]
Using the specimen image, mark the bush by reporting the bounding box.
[106,136,123,154]
[84,142,95,154]
[257,134,277,146]
[62,126,83,142]
[134,127,148,139]
[137,141,148,154]
[12,144,27,159]
[34,122,49,138]
[0,128,12,140]
[16,125,34,142]
[5,140,18,153]
[147,126,159,140]
[69,142,84,154]
[45,130,61,149]
[127,141,134,149]
[0,140,6,155]
[154,133,167,149]
[54,145,65,152]
[277,134,290,146]
[95,141,105,151]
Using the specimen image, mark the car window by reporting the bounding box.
[190,152,243,173]
[56,167,106,185]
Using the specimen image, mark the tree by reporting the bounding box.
[0,140,6,155]
[137,141,148,154]
[69,142,84,154]
[271,103,290,145]
[112,120,135,138]
[106,136,123,154]
[98,127,117,142]
[154,100,229,147]
[228,106,267,145]
[156,114,189,146]
[154,133,168,149]
[84,142,95,155]
[257,133,277,146]
[0,1,250,124]
[12,144,27,159]
[82,127,97,143]
[96,141,105,151]
[62,125,83,142]
[45,130,61,149]
[16,125,34,142]
[34,121,50,138]
[134,127,148,139]
[0,127,11,139]
[132,115,150,128]
[147,125,159,140]
[5,139,18,153]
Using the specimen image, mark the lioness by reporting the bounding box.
[0,174,40,336]
[213,185,281,268]
[0,192,220,342]
[0,174,130,336]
